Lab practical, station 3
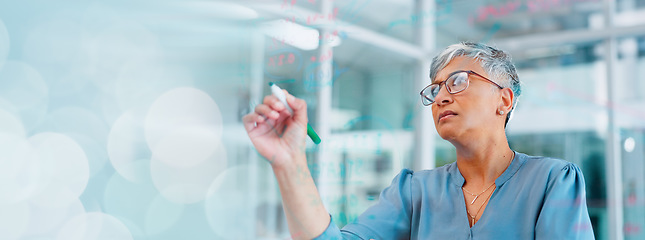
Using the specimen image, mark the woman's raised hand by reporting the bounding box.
[242,90,309,169]
[243,91,331,239]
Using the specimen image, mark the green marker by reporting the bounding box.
[269,82,321,144]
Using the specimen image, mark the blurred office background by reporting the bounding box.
[0,0,644,239]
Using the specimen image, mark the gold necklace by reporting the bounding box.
[462,151,515,204]
[463,151,515,225]
[462,182,495,205]
[467,192,492,226]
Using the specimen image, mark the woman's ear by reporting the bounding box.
[499,88,514,113]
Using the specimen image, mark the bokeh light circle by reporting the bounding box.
[150,144,227,204]
[64,134,109,178]
[0,135,40,205]
[104,160,185,236]
[36,107,109,144]
[205,164,274,239]
[0,202,29,240]
[0,109,25,138]
[0,61,49,129]
[35,107,110,177]
[22,18,84,98]
[22,19,81,68]
[81,21,160,94]
[144,87,223,168]
[144,194,185,235]
[0,110,32,205]
[624,137,636,153]
[115,61,193,113]
[0,61,48,110]
[21,198,85,238]
[0,19,8,70]
[0,110,31,204]
[28,133,89,208]
[100,93,125,128]
[107,110,149,183]
[56,212,133,240]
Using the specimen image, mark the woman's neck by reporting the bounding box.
[453,133,514,188]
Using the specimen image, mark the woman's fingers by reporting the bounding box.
[255,104,280,119]
[242,113,259,132]
[244,92,306,135]
[244,101,287,132]
[284,91,307,124]
[263,94,290,115]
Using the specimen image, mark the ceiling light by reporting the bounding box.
[624,137,635,153]
[182,1,259,20]
[261,19,320,50]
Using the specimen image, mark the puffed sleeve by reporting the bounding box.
[535,163,595,239]
[313,169,414,240]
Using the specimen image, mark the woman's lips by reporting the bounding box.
[438,111,457,122]
[439,114,456,122]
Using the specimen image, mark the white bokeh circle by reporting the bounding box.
[0,110,30,201]
[0,19,8,70]
[100,93,126,128]
[205,164,274,239]
[0,135,40,205]
[36,107,110,177]
[144,87,223,168]
[111,217,145,240]
[0,61,49,129]
[115,60,193,113]
[0,109,25,138]
[21,18,84,98]
[144,194,185,235]
[28,133,89,208]
[0,202,29,240]
[0,61,48,110]
[22,19,81,68]
[150,143,227,204]
[36,107,109,144]
[21,198,85,238]
[104,160,185,236]
[0,110,31,204]
[81,21,160,94]
[56,212,133,240]
[624,137,636,153]
[107,110,149,183]
[64,133,109,178]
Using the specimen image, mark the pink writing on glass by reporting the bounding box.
[281,0,296,9]
[472,1,521,23]
[268,53,296,66]
[310,50,333,62]
[624,223,641,235]
[306,7,339,25]
[282,0,320,9]
[472,0,600,23]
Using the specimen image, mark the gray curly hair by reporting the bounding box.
[429,42,521,127]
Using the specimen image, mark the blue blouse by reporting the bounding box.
[314,152,595,239]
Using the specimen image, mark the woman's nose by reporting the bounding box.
[433,84,453,105]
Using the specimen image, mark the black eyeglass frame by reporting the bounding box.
[420,70,504,106]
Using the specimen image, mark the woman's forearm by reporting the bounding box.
[272,155,331,240]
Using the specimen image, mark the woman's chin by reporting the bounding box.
[436,126,458,141]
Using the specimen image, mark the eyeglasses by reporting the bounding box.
[420,70,503,106]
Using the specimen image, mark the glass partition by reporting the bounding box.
[618,35,645,240]
[2,0,645,239]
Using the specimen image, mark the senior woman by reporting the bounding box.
[243,42,595,239]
